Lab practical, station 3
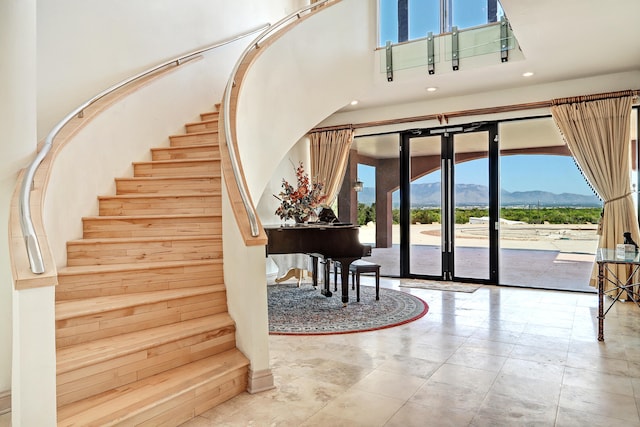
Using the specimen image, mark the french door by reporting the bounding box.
[399,123,499,283]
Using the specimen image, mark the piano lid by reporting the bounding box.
[264,223,370,258]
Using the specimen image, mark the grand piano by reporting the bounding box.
[265,224,372,305]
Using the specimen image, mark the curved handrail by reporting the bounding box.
[222,0,333,238]
[19,24,269,274]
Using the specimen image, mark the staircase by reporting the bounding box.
[55,109,249,426]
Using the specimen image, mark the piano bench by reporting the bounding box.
[334,260,380,302]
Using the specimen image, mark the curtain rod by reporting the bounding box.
[311,88,640,133]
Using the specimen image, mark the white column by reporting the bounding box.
[1,0,57,425]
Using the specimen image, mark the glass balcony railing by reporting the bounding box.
[379,18,519,75]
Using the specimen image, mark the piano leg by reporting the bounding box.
[320,256,332,297]
[312,256,319,289]
[335,257,359,306]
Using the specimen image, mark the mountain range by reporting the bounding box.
[357,183,601,207]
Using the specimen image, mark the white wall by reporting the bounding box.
[237,0,375,200]
[1,0,37,397]
[256,137,311,227]
[36,0,308,140]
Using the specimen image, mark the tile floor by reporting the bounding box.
[181,277,640,427]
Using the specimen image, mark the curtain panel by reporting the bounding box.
[551,95,638,293]
[309,128,354,205]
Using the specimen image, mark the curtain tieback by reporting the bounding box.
[598,192,633,235]
[604,192,633,204]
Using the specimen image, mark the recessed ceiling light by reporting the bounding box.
[350,100,359,105]
[426,87,438,92]
[522,72,534,77]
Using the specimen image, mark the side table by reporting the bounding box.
[595,248,640,341]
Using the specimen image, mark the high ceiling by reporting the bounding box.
[342,0,640,113]
[332,0,640,160]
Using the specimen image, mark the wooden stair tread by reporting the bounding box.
[200,111,219,118]
[186,117,218,126]
[58,259,220,277]
[132,158,217,166]
[57,313,234,373]
[150,144,218,151]
[82,213,219,221]
[56,349,248,426]
[56,286,225,320]
[67,234,218,245]
[116,174,219,181]
[169,130,217,138]
[98,193,217,200]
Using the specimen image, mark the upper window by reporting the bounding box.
[379,0,505,46]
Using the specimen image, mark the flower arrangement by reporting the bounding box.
[274,162,327,223]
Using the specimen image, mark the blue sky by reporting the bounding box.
[379,0,503,45]
[358,155,597,196]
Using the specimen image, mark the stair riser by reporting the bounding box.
[57,329,237,407]
[133,161,220,177]
[57,292,228,347]
[151,146,219,161]
[170,132,218,147]
[115,177,221,195]
[82,217,221,238]
[200,112,219,121]
[185,120,218,133]
[57,263,223,300]
[99,195,221,216]
[66,238,222,266]
[57,365,247,427]
[130,368,247,427]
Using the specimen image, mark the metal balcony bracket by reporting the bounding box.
[427,32,435,75]
[385,41,393,82]
[500,17,509,63]
[451,26,459,71]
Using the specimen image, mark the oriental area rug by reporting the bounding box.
[267,283,429,335]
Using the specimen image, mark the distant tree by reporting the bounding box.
[357,203,376,225]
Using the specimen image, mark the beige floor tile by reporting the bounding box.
[566,353,630,375]
[427,363,498,391]
[409,381,487,413]
[499,357,565,384]
[556,406,640,427]
[446,347,507,372]
[563,366,634,396]
[375,353,441,379]
[352,370,425,400]
[559,383,640,422]
[457,337,516,357]
[472,393,558,426]
[488,373,562,406]
[302,388,404,427]
[385,402,475,427]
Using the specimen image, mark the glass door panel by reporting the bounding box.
[409,135,442,276]
[352,134,401,277]
[498,118,598,292]
[453,131,490,280]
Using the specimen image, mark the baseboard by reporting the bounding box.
[247,368,275,394]
[0,390,10,415]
